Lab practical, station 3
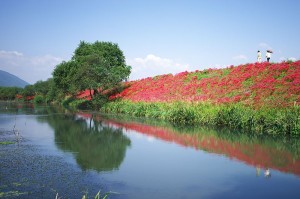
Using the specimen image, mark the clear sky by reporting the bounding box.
[0,0,299,84]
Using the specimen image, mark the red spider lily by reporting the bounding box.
[105,60,299,108]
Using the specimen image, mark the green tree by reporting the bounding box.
[0,87,22,100]
[21,85,35,100]
[53,41,131,99]
[52,61,77,94]
[33,79,51,96]
[46,78,64,102]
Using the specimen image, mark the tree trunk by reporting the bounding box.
[89,89,93,99]
[93,88,98,96]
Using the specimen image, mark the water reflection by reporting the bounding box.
[82,113,300,177]
[37,110,131,172]
[2,102,299,176]
[2,102,300,198]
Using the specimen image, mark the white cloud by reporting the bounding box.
[259,42,272,50]
[288,57,297,61]
[127,54,190,80]
[279,57,286,62]
[232,55,248,60]
[0,50,63,84]
[0,50,23,57]
[279,57,297,62]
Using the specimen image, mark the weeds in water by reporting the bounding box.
[55,190,115,199]
[12,115,22,143]
[0,141,15,145]
[82,191,109,199]
[0,191,27,197]
[0,115,21,145]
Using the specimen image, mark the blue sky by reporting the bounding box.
[0,0,299,84]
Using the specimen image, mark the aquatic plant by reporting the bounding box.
[54,190,113,199]
[82,190,112,199]
[0,141,15,145]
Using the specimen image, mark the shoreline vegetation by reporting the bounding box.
[100,100,299,136]
[97,61,300,136]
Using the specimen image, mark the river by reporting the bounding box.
[0,102,299,199]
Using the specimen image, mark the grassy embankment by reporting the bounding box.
[95,61,299,136]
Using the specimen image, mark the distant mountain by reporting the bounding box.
[0,70,30,88]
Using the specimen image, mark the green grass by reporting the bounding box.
[101,100,300,136]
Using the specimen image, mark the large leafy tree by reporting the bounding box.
[53,41,131,99]
[52,61,77,94]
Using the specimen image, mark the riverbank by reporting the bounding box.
[98,61,300,136]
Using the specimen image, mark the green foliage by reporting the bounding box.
[21,85,35,99]
[166,102,196,124]
[33,80,51,96]
[90,94,109,110]
[221,68,231,77]
[33,95,44,104]
[188,69,219,82]
[61,97,90,110]
[52,61,76,94]
[45,78,64,103]
[242,78,253,87]
[52,41,131,99]
[0,87,23,100]
[101,100,300,136]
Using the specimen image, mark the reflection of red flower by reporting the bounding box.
[79,113,300,177]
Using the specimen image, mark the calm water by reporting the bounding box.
[0,102,299,199]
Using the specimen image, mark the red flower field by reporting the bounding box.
[108,61,300,108]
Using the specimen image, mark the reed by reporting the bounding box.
[101,100,300,136]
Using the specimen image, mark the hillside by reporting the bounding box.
[110,61,300,108]
[0,70,29,88]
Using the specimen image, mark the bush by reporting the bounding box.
[90,94,109,110]
[34,95,44,104]
[68,99,90,109]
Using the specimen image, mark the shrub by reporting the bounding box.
[90,94,109,110]
[68,99,89,109]
[34,95,44,104]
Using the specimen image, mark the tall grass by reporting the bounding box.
[101,100,300,136]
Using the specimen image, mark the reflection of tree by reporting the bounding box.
[38,113,131,172]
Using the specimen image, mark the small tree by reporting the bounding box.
[22,85,35,101]
[52,41,131,100]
